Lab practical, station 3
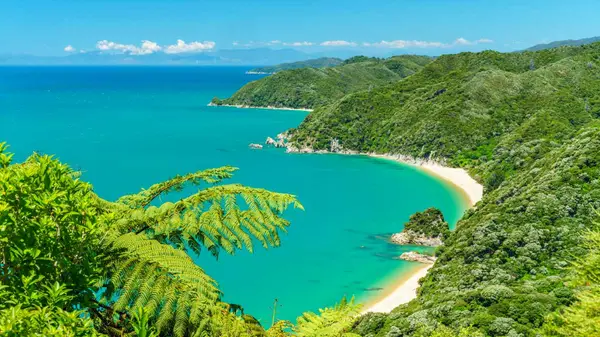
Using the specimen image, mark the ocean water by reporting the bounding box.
[0,66,466,325]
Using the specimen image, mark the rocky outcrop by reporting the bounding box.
[265,133,290,148]
[390,230,443,247]
[249,143,263,149]
[397,251,436,264]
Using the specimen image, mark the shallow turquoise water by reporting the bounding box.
[0,66,466,326]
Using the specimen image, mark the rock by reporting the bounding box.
[265,137,276,145]
[330,138,343,152]
[249,143,263,149]
[265,136,286,148]
[397,251,436,264]
[390,230,443,247]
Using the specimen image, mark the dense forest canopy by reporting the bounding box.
[211,55,432,109]
[217,42,600,336]
[290,43,600,337]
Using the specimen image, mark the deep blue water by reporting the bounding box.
[0,66,466,326]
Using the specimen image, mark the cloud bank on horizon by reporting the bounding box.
[64,37,493,55]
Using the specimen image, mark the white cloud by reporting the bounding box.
[320,40,358,47]
[164,39,215,54]
[64,45,75,52]
[370,40,445,49]
[454,37,472,46]
[96,39,215,55]
[269,40,282,45]
[367,37,494,49]
[283,41,313,47]
[96,40,139,53]
[232,41,239,46]
[139,40,162,54]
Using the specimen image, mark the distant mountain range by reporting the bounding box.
[525,36,600,51]
[247,57,344,74]
[0,48,316,66]
[0,48,375,66]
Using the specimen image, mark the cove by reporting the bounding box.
[0,66,467,325]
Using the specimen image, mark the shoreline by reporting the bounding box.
[361,263,433,314]
[284,148,484,313]
[207,102,313,112]
[360,153,483,313]
[367,153,483,208]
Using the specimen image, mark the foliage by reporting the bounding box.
[402,207,449,239]
[541,218,600,337]
[267,43,600,336]
[212,55,432,109]
[249,57,343,74]
[525,36,600,51]
[0,142,302,336]
[293,297,361,337]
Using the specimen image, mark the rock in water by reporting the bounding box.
[397,251,437,264]
[390,207,448,247]
[249,143,263,149]
[265,137,276,145]
[390,231,443,247]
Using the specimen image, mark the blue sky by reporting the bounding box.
[1,0,599,56]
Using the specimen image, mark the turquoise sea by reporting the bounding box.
[0,66,467,325]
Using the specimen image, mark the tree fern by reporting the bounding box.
[293,297,361,337]
[100,168,302,336]
[1,146,306,337]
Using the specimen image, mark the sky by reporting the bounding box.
[1,0,599,56]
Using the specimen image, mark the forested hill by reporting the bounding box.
[291,43,600,336]
[211,55,432,109]
[525,35,600,51]
[247,57,343,74]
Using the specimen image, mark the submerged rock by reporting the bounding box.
[397,251,437,264]
[249,143,263,149]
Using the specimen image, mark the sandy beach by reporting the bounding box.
[362,264,433,313]
[207,102,313,112]
[360,153,484,313]
[368,153,484,207]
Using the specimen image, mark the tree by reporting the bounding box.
[0,142,302,336]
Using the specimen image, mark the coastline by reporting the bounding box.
[207,102,313,112]
[361,264,433,314]
[367,153,483,208]
[284,149,484,313]
[360,153,483,313]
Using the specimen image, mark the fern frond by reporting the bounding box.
[103,232,221,336]
[120,184,302,257]
[117,166,238,208]
[294,296,361,337]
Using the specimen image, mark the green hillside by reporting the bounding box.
[247,57,343,74]
[288,43,600,336]
[525,36,600,51]
[211,55,432,109]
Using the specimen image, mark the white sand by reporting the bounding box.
[207,102,313,112]
[363,264,433,313]
[368,153,483,207]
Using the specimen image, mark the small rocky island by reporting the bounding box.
[391,207,449,247]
